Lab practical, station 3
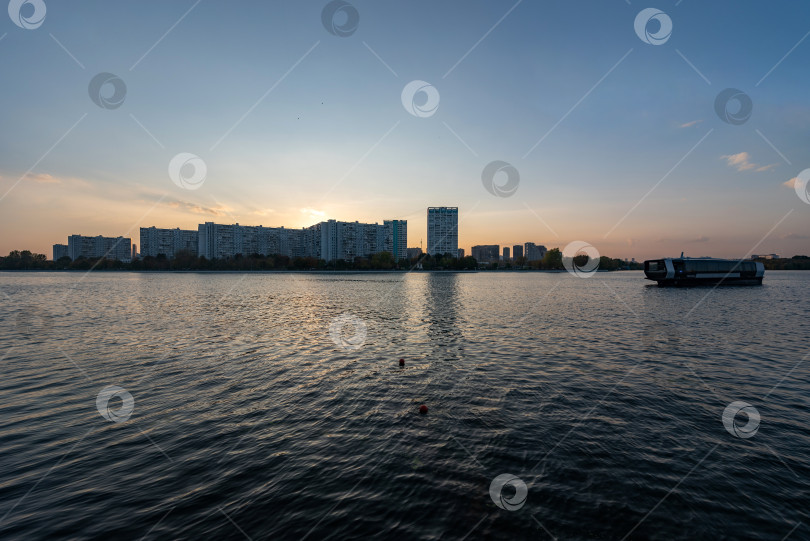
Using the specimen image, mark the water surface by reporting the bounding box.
[0,271,807,539]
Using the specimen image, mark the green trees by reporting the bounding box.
[541,248,563,270]
[4,248,753,272]
[409,253,477,270]
[758,256,810,270]
[598,256,626,271]
[0,250,51,269]
[370,251,395,269]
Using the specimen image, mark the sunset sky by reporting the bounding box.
[1,0,808,260]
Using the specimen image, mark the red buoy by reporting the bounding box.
[419,405,428,414]
[399,358,405,366]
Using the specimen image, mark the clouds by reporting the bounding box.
[300,208,326,221]
[25,173,61,184]
[783,177,797,189]
[165,199,229,217]
[688,235,710,243]
[680,119,703,128]
[721,152,778,173]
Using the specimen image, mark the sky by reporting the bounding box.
[1,0,809,261]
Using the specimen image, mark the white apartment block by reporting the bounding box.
[197,222,316,260]
[427,207,458,256]
[52,244,69,261]
[66,235,131,261]
[196,219,407,262]
[318,219,406,262]
[140,227,199,258]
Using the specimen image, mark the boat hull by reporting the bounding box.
[651,277,763,287]
[643,258,765,287]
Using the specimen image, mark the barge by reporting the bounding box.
[643,257,764,286]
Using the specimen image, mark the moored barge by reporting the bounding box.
[643,257,764,286]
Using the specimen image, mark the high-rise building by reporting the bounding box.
[457,248,464,259]
[66,235,131,261]
[385,220,407,261]
[427,207,458,256]
[132,244,138,260]
[512,245,523,260]
[503,247,510,261]
[471,245,500,263]
[524,242,547,262]
[140,227,198,258]
[52,244,69,261]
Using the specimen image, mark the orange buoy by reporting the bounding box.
[419,404,428,414]
[399,358,405,366]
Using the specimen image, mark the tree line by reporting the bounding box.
[486,248,642,271]
[16,248,807,272]
[755,255,810,270]
[0,249,477,271]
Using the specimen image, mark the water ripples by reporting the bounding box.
[0,271,808,540]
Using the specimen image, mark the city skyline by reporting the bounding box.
[2,2,810,261]
[48,211,560,263]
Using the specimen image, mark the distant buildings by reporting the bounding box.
[427,207,458,256]
[524,242,547,262]
[140,227,198,258]
[194,218,406,262]
[752,254,780,260]
[472,244,499,263]
[57,234,132,262]
[387,220,407,261]
[318,219,407,261]
[462,243,545,264]
[407,247,423,259]
[201,222,313,260]
[50,212,561,268]
[45,206,577,267]
[53,217,406,263]
[53,244,69,261]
